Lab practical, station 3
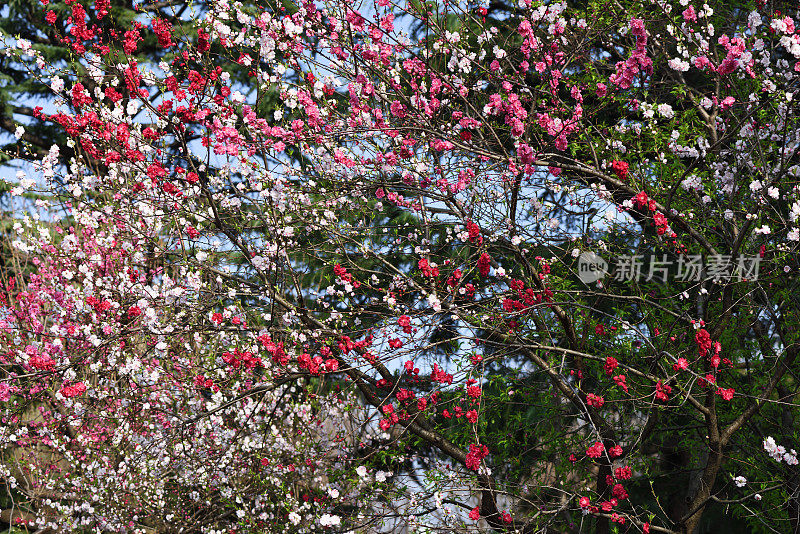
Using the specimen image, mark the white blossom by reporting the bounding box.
[320,514,341,527]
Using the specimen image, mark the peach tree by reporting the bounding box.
[1,0,800,532]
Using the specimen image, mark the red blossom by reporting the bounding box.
[478,253,492,277]
[95,0,110,18]
[71,83,92,108]
[398,315,412,333]
[60,382,86,398]
[655,380,672,402]
[465,443,489,470]
[716,387,735,401]
[466,220,482,244]
[615,466,632,480]
[613,374,629,393]
[673,358,689,371]
[611,160,629,179]
[695,328,713,357]
[612,484,628,500]
[586,441,604,458]
[587,393,605,408]
[152,19,174,48]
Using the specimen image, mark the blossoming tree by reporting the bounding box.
[2,0,800,532]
